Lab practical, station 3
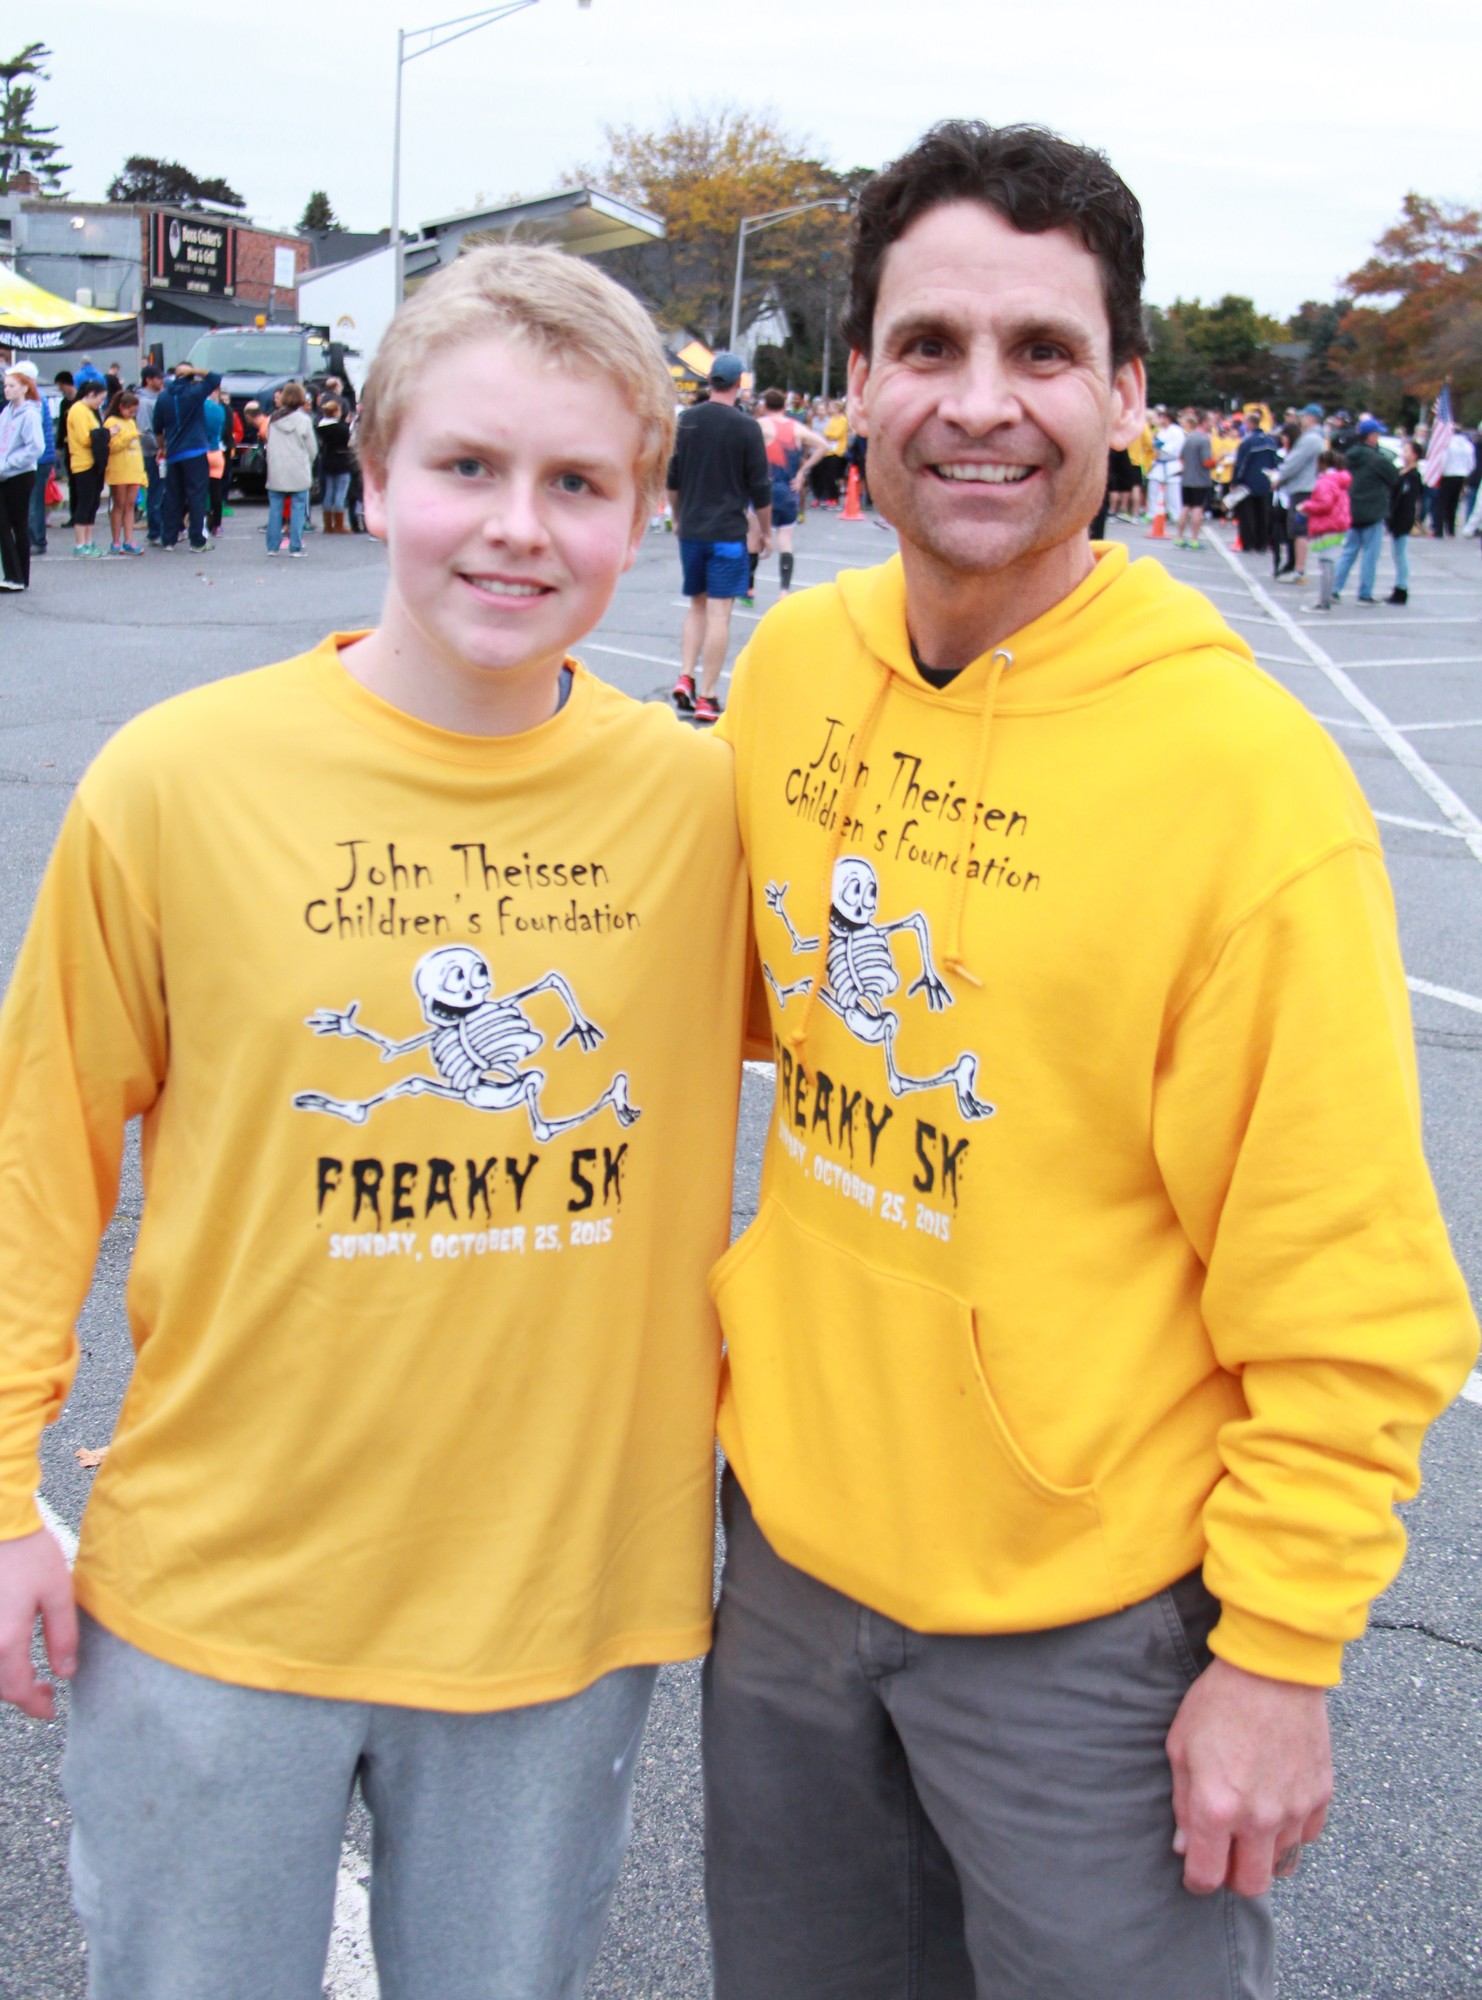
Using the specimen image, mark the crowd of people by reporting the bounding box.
[0,354,366,589]
[1100,398,1479,609]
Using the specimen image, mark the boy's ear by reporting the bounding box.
[361,463,389,542]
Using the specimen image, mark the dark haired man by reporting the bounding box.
[668,352,772,724]
[705,119,1475,2000]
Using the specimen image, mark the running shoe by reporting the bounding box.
[738,595,755,610]
[671,672,695,711]
[693,693,722,725]
[121,543,145,556]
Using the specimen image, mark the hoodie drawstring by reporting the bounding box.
[787,661,894,1058]
[942,647,1012,988]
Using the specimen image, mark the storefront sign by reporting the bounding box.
[149,212,235,297]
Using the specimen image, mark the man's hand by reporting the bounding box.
[0,1528,78,1721]
[1166,1656,1332,1897]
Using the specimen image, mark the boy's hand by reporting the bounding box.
[0,1527,78,1721]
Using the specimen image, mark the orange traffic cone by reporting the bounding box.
[841,465,865,521]
[1147,502,1166,539]
[1232,527,1243,552]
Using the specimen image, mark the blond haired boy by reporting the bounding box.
[0,248,748,1999]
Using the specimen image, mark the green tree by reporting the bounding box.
[298,190,341,234]
[1145,295,1292,409]
[106,155,246,211]
[568,107,854,365]
[0,42,70,193]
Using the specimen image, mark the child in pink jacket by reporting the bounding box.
[1303,452,1352,541]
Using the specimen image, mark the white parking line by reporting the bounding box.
[1373,811,1469,840]
[326,1867,378,1998]
[1407,977,1482,1016]
[1460,1372,1482,1408]
[36,1493,77,1563]
[1203,532,1482,865]
[35,1492,378,1996]
[1395,717,1482,734]
[1333,656,1480,670]
[581,642,681,670]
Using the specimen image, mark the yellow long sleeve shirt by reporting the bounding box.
[0,636,749,1710]
[714,549,1477,1686]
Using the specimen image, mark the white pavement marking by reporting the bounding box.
[1203,531,1482,866]
[36,1494,377,1996]
[1325,656,1479,670]
[1373,811,1468,841]
[1407,977,1482,1016]
[36,1493,78,1563]
[1298,616,1478,629]
[326,1866,379,1998]
[1460,1372,1482,1409]
[744,1060,776,1077]
[581,642,681,670]
[1395,717,1482,734]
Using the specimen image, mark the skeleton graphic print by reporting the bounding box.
[763,858,994,1120]
[291,944,639,1139]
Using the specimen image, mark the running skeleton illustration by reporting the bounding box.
[763,858,994,1120]
[291,944,639,1138]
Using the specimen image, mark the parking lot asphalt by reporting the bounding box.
[0,495,1478,1999]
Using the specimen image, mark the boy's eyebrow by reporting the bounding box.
[422,429,628,470]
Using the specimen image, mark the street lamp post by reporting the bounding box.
[391,0,589,308]
[729,198,851,357]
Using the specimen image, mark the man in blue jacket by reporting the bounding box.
[1231,417,1280,554]
[153,360,222,553]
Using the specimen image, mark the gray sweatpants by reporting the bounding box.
[703,1472,1273,2000]
[63,1612,656,2000]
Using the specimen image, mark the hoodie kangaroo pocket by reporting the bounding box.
[711,1199,1114,1631]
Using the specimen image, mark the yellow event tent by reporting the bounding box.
[0,262,136,358]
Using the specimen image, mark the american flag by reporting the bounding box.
[1422,384,1454,489]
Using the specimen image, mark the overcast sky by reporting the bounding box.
[39,0,1482,319]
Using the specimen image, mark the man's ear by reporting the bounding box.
[1108,355,1147,451]
[845,348,870,437]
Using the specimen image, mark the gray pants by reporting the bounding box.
[63,1613,656,2000]
[703,1473,1272,2000]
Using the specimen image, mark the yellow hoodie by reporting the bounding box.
[714,546,1476,1687]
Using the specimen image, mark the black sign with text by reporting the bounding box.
[149,211,235,297]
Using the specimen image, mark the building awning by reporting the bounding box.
[416,187,665,269]
[0,261,136,353]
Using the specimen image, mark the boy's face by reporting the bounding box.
[365,335,645,694]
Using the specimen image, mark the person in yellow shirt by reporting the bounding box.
[64,379,108,555]
[103,391,146,556]
[0,247,749,1997]
[703,121,1476,2000]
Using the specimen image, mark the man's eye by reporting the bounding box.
[555,472,591,495]
[451,458,484,478]
[909,338,947,361]
[1026,343,1068,364]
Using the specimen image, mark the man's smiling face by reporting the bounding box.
[847,200,1144,581]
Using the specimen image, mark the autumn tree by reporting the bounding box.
[298,190,341,234]
[1340,193,1482,417]
[569,107,857,378]
[106,156,247,211]
[0,42,69,193]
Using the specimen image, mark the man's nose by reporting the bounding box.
[936,343,1022,437]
